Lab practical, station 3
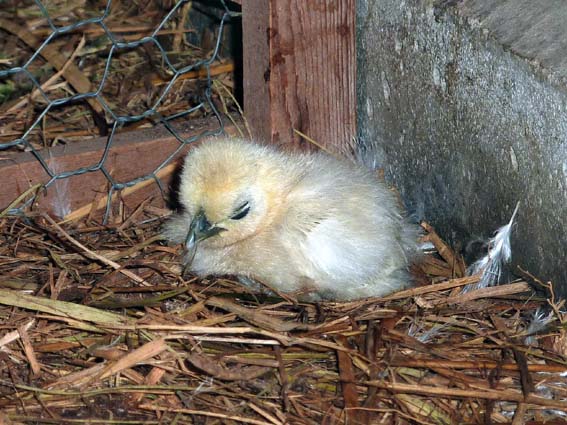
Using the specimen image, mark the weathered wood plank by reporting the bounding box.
[242,0,356,152]
[241,0,272,145]
[0,118,230,217]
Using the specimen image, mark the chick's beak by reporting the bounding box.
[183,210,225,267]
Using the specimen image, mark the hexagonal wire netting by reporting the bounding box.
[0,0,239,222]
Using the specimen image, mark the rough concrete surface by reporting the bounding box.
[357,0,566,294]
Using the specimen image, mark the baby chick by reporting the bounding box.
[164,138,419,301]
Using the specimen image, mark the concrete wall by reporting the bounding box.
[357,0,567,294]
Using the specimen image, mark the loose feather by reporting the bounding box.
[47,155,71,219]
[464,202,520,292]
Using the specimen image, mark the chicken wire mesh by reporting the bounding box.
[0,0,240,222]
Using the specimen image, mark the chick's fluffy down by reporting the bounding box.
[164,138,419,301]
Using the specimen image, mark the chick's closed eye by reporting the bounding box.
[231,202,250,220]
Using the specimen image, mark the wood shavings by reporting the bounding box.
[0,211,565,423]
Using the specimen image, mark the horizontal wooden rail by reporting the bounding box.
[0,117,233,219]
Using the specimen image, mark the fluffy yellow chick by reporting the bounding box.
[164,138,419,301]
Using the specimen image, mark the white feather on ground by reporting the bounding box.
[524,307,555,346]
[464,202,520,292]
[47,155,71,219]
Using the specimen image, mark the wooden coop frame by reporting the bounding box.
[0,1,356,217]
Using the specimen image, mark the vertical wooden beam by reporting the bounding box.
[241,0,272,145]
[242,0,356,153]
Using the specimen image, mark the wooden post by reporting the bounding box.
[241,0,356,153]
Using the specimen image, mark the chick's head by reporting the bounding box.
[178,140,285,248]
